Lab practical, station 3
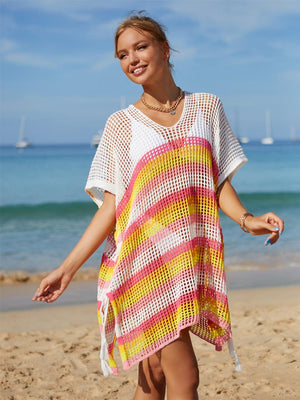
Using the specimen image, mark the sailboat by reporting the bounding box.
[91,96,127,147]
[290,126,299,142]
[234,107,249,144]
[239,136,249,144]
[16,116,32,149]
[261,110,274,145]
[91,130,102,147]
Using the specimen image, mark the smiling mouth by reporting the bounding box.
[132,65,147,75]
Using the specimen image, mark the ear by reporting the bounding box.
[163,41,170,62]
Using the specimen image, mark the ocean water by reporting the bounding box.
[1,141,300,273]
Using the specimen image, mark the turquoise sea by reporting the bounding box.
[0,141,300,273]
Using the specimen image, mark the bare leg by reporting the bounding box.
[160,328,199,400]
[134,352,166,400]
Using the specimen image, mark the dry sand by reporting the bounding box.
[1,285,299,399]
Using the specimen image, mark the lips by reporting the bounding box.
[131,65,147,76]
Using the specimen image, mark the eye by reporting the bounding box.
[119,54,127,60]
[138,45,147,50]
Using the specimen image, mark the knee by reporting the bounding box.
[147,355,165,387]
[189,364,200,391]
[138,354,166,393]
[181,363,199,391]
[175,361,200,395]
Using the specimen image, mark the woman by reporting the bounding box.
[33,13,284,400]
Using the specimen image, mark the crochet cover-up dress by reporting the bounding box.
[85,92,247,376]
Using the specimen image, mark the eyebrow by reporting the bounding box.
[117,40,149,56]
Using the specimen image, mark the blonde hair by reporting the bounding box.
[114,11,174,70]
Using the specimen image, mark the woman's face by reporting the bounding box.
[116,27,169,86]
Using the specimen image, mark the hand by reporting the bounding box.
[244,212,284,245]
[32,267,74,303]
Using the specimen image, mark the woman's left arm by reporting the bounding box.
[218,179,284,245]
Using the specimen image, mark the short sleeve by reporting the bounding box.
[85,117,116,207]
[212,98,248,187]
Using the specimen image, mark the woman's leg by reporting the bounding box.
[133,352,166,400]
[160,328,199,400]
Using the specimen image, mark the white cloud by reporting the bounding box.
[91,52,115,71]
[270,40,300,59]
[88,18,122,39]
[4,0,300,36]
[0,37,91,68]
[1,0,129,21]
[0,14,17,32]
[4,52,57,68]
[277,69,300,83]
[0,39,16,53]
[167,0,300,43]
[0,37,57,68]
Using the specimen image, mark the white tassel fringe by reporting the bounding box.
[99,295,113,377]
[228,338,242,372]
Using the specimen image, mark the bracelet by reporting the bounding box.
[240,212,254,233]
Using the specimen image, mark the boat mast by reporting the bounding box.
[19,115,26,142]
[265,110,271,139]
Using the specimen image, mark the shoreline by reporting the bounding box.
[1,285,299,399]
[1,266,300,313]
[0,267,99,285]
[2,263,300,286]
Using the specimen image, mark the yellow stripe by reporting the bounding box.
[98,264,115,282]
[117,196,219,263]
[112,245,222,314]
[116,144,213,238]
[118,299,230,359]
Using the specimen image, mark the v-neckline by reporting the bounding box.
[128,91,188,130]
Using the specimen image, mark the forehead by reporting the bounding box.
[117,28,153,50]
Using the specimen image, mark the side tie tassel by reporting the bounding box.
[228,338,242,372]
[99,295,113,377]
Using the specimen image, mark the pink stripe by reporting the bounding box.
[116,137,213,219]
[129,161,214,220]
[97,280,111,289]
[111,366,119,375]
[202,286,228,305]
[121,316,214,370]
[120,316,231,371]
[115,214,222,284]
[123,212,220,255]
[118,184,217,244]
[101,254,116,268]
[116,262,226,323]
[116,336,125,345]
[122,291,199,341]
[111,235,222,301]
[118,288,229,344]
[108,342,114,353]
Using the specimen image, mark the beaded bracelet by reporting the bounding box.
[240,212,254,233]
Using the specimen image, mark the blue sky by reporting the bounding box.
[1,0,300,145]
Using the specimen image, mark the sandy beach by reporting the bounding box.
[1,278,299,399]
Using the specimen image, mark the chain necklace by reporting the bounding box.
[141,88,183,115]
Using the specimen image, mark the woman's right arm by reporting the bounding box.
[32,191,116,303]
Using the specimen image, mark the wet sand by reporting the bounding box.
[1,266,300,312]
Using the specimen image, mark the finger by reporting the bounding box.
[266,214,284,234]
[271,219,284,235]
[32,280,49,301]
[264,231,280,246]
[262,221,281,234]
[42,287,63,303]
[32,287,43,301]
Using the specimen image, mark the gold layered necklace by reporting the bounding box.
[141,88,183,115]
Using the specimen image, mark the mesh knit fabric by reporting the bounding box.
[85,92,248,376]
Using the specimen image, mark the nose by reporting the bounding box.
[128,50,139,65]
